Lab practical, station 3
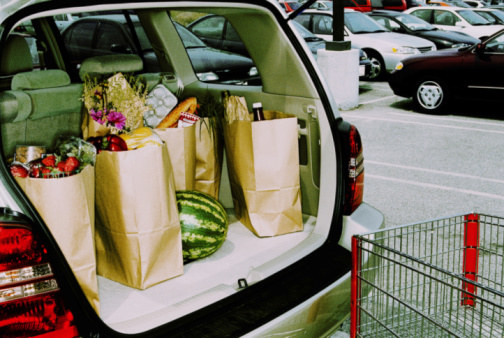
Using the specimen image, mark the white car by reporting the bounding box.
[404,6,504,39]
[0,0,383,337]
[471,7,504,24]
[295,9,437,80]
[463,0,487,7]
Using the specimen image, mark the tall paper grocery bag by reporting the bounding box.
[94,144,183,289]
[194,117,223,200]
[224,111,303,237]
[156,124,196,191]
[16,165,100,313]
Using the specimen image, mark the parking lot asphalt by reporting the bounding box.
[341,81,504,227]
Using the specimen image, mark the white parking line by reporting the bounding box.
[367,174,504,201]
[360,95,397,105]
[347,115,504,135]
[386,111,504,128]
[367,160,504,185]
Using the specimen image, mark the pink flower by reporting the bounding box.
[107,110,126,130]
[90,109,106,125]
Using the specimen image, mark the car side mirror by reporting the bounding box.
[455,21,466,28]
[475,42,486,54]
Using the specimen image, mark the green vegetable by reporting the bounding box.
[56,136,97,172]
[176,190,228,262]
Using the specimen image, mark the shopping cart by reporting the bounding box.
[350,213,504,337]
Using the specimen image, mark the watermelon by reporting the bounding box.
[176,190,228,261]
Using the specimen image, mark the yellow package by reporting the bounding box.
[120,127,162,150]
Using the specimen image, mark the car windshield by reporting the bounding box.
[396,13,436,31]
[174,22,207,48]
[314,1,333,9]
[456,9,492,25]
[345,11,388,33]
[482,9,504,22]
[476,10,500,24]
[287,2,302,10]
[490,10,504,21]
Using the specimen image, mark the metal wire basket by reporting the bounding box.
[351,213,504,337]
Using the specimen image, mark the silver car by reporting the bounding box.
[295,9,437,80]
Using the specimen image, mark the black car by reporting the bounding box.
[368,10,480,49]
[188,14,372,78]
[388,28,504,113]
[62,14,259,84]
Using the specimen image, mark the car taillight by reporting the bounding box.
[0,224,80,337]
[343,124,364,215]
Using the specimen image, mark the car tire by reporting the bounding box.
[366,51,385,81]
[413,77,449,114]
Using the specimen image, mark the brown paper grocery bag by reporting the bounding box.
[194,118,223,200]
[156,125,196,191]
[224,111,303,237]
[94,144,183,289]
[16,166,100,313]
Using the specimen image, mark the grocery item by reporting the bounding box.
[119,127,163,150]
[156,97,198,129]
[252,102,265,121]
[144,83,178,128]
[176,190,228,261]
[87,135,128,152]
[15,145,46,163]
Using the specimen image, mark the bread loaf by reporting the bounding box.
[156,97,198,128]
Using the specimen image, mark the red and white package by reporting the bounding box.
[177,112,200,128]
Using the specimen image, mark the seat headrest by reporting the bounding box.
[79,54,143,81]
[11,69,71,90]
[0,34,33,76]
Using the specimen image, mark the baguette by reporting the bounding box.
[156,97,198,128]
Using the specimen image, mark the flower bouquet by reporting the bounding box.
[81,72,149,139]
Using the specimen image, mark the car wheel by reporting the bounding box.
[367,51,385,81]
[414,78,449,114]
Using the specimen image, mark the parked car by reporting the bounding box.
[368,10,480,49]
[278,1,302,12]
[388,28,504,113]
[310,0,334,10]
[471,7,504,24]
[378,0,408,11]
[462,0,487,7]
[406,0,423,7]
[187,13,372,78]
[404,6,504,39]
[295,9,437,80]
[0,0,383,337]
[425,1,455,6]
[62,15,259,85]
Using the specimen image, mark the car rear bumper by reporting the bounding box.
[243,203,384,337]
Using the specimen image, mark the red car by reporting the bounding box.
[279,1,302,12]
[388,28,504,113]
